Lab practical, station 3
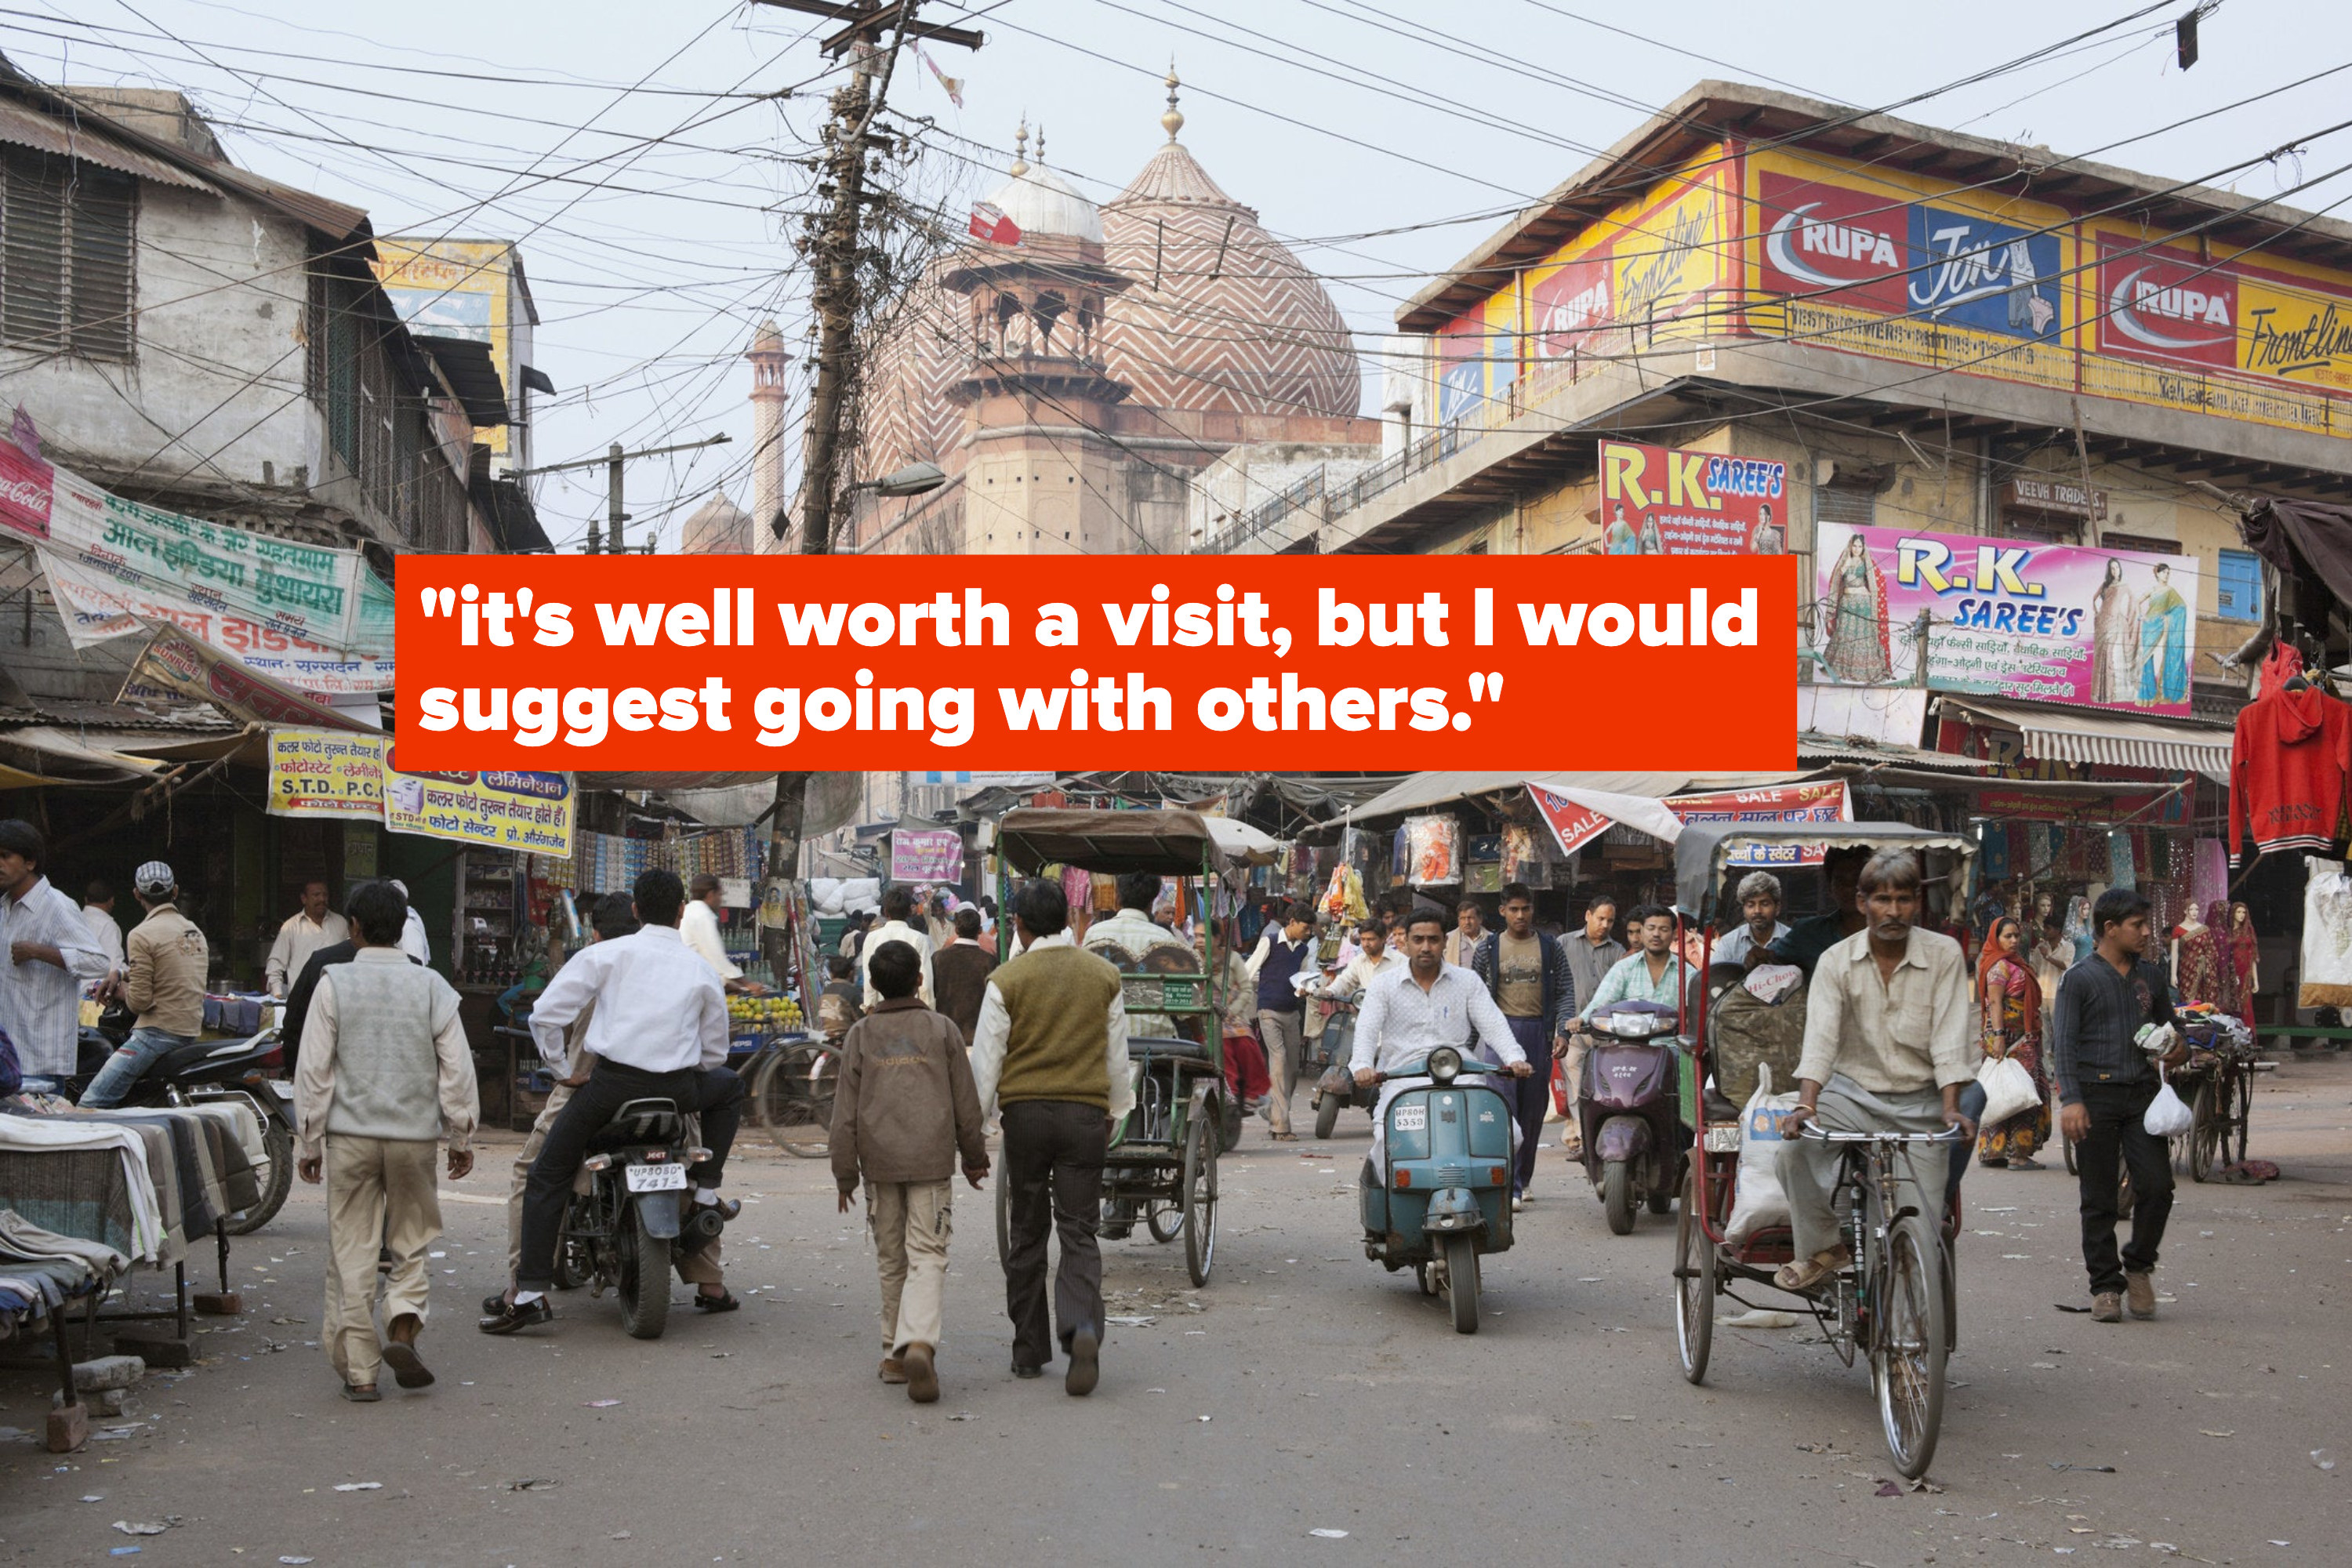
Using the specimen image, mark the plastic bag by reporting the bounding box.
[2143,1071,2194,1138]
[1976,1052,2038,1127]
[1726,1066,1798,1244]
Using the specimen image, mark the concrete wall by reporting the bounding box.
[1186,441,1381,552]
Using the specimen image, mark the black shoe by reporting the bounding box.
[477,1297,554,1335]
[1010,1361,1044,1380]
[481,1290,509,1316]
[693,1194,742,1221]
[1065,1324,1100,1397]
[691,1289,740,1313]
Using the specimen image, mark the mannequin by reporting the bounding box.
[2168,905,2207,979]
[2229,902,2260,1007]
[2174,901,2229,1009]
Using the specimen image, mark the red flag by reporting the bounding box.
[967,201,1021,246]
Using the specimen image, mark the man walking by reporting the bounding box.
[1471,884,1573,1207]
[2051,888,2181,1324]
[80,880,125,987]
[293,881,477,1400]
[0,819,111,1093]
[267,879,349,998]
[830,941,989,1403]
[931,906,996,1047]
[859,884,935,1008]
[969,880,1132,1393]
[1245,902,1319,1140]
[482,869,745,1335]
[682,874,759,996]
[81,863,209,1108]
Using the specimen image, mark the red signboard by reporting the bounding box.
[1529,255,1610,361]
[1758,172,1909,313]
[0,437,55,539]
[2097,238,2238,369]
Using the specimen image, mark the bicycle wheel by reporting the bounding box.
[2232,1065,2252,1165]
[2187,1076,2220,1184]
[1673,1167,1713,1385]
[754,1042,836,1159]
[1872,1212,1949,1481]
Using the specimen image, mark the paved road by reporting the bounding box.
[5,1056,2348,1565]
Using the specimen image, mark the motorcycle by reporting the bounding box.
[1308,991,1377,1140]
[76,1020,296,1236]
[1359,1046,1515,1334]
[1577,1001,1686,1235]
[557,1097,723,1341]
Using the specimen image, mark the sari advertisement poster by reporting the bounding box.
[1597,439,1788,555]
[1812,522,2198,718]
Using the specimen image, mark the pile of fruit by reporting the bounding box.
[728,993,804,1033]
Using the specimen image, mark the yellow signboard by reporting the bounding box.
[267,729,387,819]
[372,238,517,456]
[383,758,575,857]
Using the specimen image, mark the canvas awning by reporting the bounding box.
[1329,770,1818,833]
[1936,696,2231,779]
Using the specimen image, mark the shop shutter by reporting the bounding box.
[0,147,136,360]
[1814,481,1875,526]
[2215,548,2262,622]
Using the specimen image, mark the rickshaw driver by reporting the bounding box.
[1773,851,1976,1293]
[1351,908,1531,1184]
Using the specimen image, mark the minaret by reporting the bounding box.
[746,318,792,550]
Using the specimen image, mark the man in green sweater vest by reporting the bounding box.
[971,877,1134,1394]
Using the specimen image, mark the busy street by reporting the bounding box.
[3,1054,2347,1563]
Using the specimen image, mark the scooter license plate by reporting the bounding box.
[624,1163,688,1193]
[1392,1104,1427,1133]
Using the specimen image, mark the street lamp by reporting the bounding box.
[857,460,946,498]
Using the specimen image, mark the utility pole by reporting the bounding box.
[750,0,981,937]
[510,433,731,554]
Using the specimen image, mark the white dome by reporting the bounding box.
[985,165,1102,244]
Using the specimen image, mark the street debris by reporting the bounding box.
[1309,1527,1349,1538]
[2314,1449,2338,1471]
[111,1519,177,1536]
[332,1481,383,1492]
[2049,1462,2116,1473]
[508,1477,562,1491]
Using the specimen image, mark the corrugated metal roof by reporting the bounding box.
[0,98,219,193]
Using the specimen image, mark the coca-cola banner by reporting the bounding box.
[0,436,53,537]
[5,459,389,650]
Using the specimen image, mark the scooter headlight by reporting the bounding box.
[1427,1046,1462,1084]
[1610,1012,1659,1038]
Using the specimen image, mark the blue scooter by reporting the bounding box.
[1359,1046,1515,1334]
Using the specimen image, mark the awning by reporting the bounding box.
[0,726,164,780]
[0,99,220,193]
[1937,696,2232,779]
[1331,769,1820,827]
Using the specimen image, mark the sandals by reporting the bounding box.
[339,1382,381,1403]
[692,1289,741,1313]
[1773,1246,1853,1293]
[1269,1131,1299,1142]
[380,1341,434,1390]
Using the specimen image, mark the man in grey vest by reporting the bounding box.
[294,881,477,1402]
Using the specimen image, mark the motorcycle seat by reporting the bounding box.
[586,1098,686,1152]
[146,1034,271,1081]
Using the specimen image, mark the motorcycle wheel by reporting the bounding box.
[1646,1185,1675,1216]
[1314,1093,1341,1141]
[616,1205,672,1341]
[1443,1232,1480,1334]
[1602,1160,1637,1236]
[224,1116,296,1237]
[551,1196,591,1292]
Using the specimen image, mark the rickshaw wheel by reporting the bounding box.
[1182,1115,1218,1286]
[1674,1167,1713,1385]
[1146,1199,1182,1243]
[1443,1232,1479,1334]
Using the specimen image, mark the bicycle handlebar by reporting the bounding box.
[1795,1123,1968,1144]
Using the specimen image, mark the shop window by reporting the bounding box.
[2003,511,2076,546]
[2216,548,2263,622]
[2102,530,2177,555]
[1,147,136,361]
[1814,481,1875,526]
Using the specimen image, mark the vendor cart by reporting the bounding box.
[1669,820,1976,1481]
[991,808,1232,1286]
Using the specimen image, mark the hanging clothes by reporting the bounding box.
[1978,821,2012,881]
[2191,838,2230,916]
[2229,673,2352,865]
[2063,895,2094,963]
[2107,829,2136,891]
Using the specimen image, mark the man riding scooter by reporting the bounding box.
[1351,908,1531,1185]
[481,869,746,1335]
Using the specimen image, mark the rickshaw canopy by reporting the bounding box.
[1673,822,1977,926]
[995,808,1219,877]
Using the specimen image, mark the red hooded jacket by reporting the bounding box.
[2230,681,2352,862]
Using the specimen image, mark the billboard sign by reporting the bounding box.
[1813,522,2200,717]
[2096,234,2352,394]
[373,238,521,456]
[1597,439,1789,555]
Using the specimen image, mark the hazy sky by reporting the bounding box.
[13,1,2351,549]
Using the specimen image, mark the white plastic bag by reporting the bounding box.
[2143,1070,2194,1138]
[1976,1052,2038,1127]
[1726,1065,1799,1244]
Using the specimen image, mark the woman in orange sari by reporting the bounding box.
[1977,916,2052,1169]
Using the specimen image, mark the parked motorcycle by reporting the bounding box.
[1359,1046,1515,1334]
[1577,1001,1686,1235]
[77,1022,295,1236]
[556,1096,722,1340]
[1308,993,1377,1139]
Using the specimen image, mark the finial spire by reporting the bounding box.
[1010,117,1029,177]
[1035,123,1046,167]
[1161,61,1184,143]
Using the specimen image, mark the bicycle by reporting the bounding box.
[746,1033,838,1159]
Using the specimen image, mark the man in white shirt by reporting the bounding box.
[1350,907,1530,1175]
[81,880,125,985]
[1,819,111,1089]
[1713,871,1793,969]
[267,880,350,997]
[481,869,745,1335]
[859,884,935,1007]
[681,873,759,994]
[389,879,432,967]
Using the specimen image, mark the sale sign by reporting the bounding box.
[1597,440,1789,556]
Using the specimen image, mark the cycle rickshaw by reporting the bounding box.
[991,807,1250,1287]
[1669,821,1976,1480]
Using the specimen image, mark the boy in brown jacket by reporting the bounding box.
[829,939,989,1403]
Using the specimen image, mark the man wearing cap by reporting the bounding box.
[390,880,432,967]
[80,862,210,1109]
